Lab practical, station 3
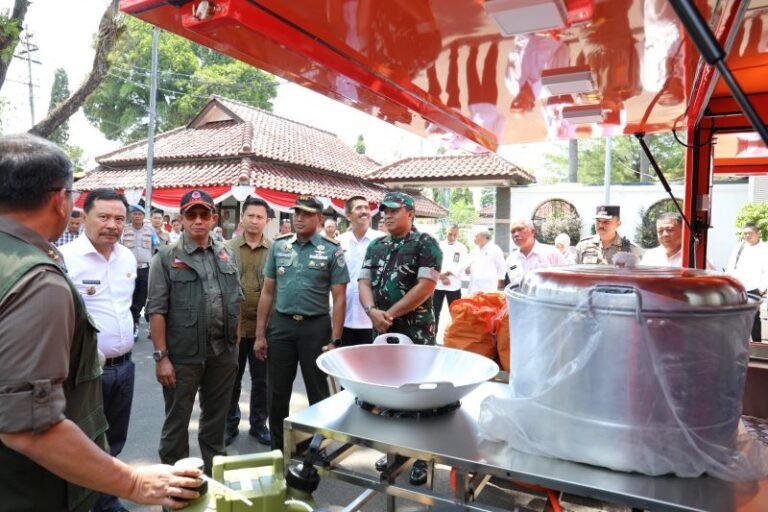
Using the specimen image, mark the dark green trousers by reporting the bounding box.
[267,312,331,451]
[159,347,238,474]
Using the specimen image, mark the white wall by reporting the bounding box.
[505,181,749,270]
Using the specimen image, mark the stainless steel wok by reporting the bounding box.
[316,334,500,410]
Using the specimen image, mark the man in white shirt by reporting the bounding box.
[465,228,506,293]
[59,188,137,512]
[169,218,182,243]
[642,213,715,269]
[434,224,467,328]
[726,222,768,342]
[506,218,565,286]
[337,196,383,345]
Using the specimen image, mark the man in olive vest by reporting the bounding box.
[0,133,201,512]
[147,189,243,474]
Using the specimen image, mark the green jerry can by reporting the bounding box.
[175,451,316,512]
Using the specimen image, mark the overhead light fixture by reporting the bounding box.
[484,0,567,36]
[541,66,595,96]
[562,104,603,124]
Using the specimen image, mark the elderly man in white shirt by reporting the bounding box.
[642,212,716,269]
[434,224,468,328]
[465,227,507,293]
[59,188,137,512]
[337,196,384,346]
[725,222,768,342]
[506,218,565,286]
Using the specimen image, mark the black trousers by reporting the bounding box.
[226,337,268,434]
[267,313,331,451]
[433,288,462,328]
[748,289,763,341]
[93,358,135,512]
[341,327,374,346]
[130,267,149,327]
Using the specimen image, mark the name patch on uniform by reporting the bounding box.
[82,279,101,285]
[171,257,190,269]
[309,254,328,261]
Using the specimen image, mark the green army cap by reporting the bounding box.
[291,195,324,213]
[381,191,415,210]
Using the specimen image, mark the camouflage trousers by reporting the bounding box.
[377,319,435,345]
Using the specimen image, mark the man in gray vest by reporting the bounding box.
[0,133,201,512]
[147,189,243,474]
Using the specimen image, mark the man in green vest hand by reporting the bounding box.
[0,134,202,512]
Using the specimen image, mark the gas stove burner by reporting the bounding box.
[355,397,460,419]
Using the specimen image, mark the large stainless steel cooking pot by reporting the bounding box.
[486,265,757,477]
[316,334,499,410]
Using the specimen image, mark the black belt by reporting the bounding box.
[277,312,326,322]
[105,351,132,366]
[137,263,150,270]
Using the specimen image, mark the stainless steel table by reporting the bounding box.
[284,382,768,511]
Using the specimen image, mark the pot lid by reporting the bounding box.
[516,265,749,311]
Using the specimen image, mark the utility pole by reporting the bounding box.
[603,137,613,204]
[14,26,41,126]
[145,27,160,211]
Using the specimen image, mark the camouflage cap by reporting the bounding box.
[594,205,620,219]
[291,195,324,213]
[381,191,415,210]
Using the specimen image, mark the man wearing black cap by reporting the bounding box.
[254,195,349,451]
[575,205,642,264]
[146,189,243,474]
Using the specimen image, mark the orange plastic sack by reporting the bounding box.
[444,292,506,361]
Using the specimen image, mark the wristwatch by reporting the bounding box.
[330,338,343,347]
[152,349,168,362]
[364,304,375,315]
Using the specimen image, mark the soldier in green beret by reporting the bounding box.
[358,190,442,486]
[254,195,349,451]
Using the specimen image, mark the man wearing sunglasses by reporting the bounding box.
[146,189,243,475]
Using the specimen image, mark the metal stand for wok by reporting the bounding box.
[284,381,768,512]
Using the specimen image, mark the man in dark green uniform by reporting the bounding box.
[255,195,349,451]
[147,189,243,474]
[358,191,442,486]
[0,133,200,511]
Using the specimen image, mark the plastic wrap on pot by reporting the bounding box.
[478,266,768,480]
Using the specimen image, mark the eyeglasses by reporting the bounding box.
[183,210,213,221]
[49,187,81,203]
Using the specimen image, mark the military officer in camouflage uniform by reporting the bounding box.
[254,196,349,451]
[359,191,443,345]
[575,205,643,264]
[359,191,442,485]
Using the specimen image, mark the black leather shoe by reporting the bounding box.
[409,459,428,486]
[249,425,271,446]
[374,455,388,472]
[224,429,239,446]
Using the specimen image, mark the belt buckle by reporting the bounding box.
[292,314,304,321]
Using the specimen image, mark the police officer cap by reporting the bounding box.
[291,195,324,213]
[129,204,145,215]
[594,205,620,219]
[180,189,216,213]
[381,191,415,210]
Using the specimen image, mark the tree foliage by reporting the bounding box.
[537,213,582,245]
[448,199,478,231]
[84,17,279,143]
[480,187,494,208]
[451,187,474,205]
[47,68,70,144]
[735,202,768,242]
[0,0,28,90]
[354,134,366,154]
[545,133,685,185]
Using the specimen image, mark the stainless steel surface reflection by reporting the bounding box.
[316,344,499,410]
[285,383,768,511]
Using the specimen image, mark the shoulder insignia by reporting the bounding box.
[321,234,340,245]
[275,232,293,240]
